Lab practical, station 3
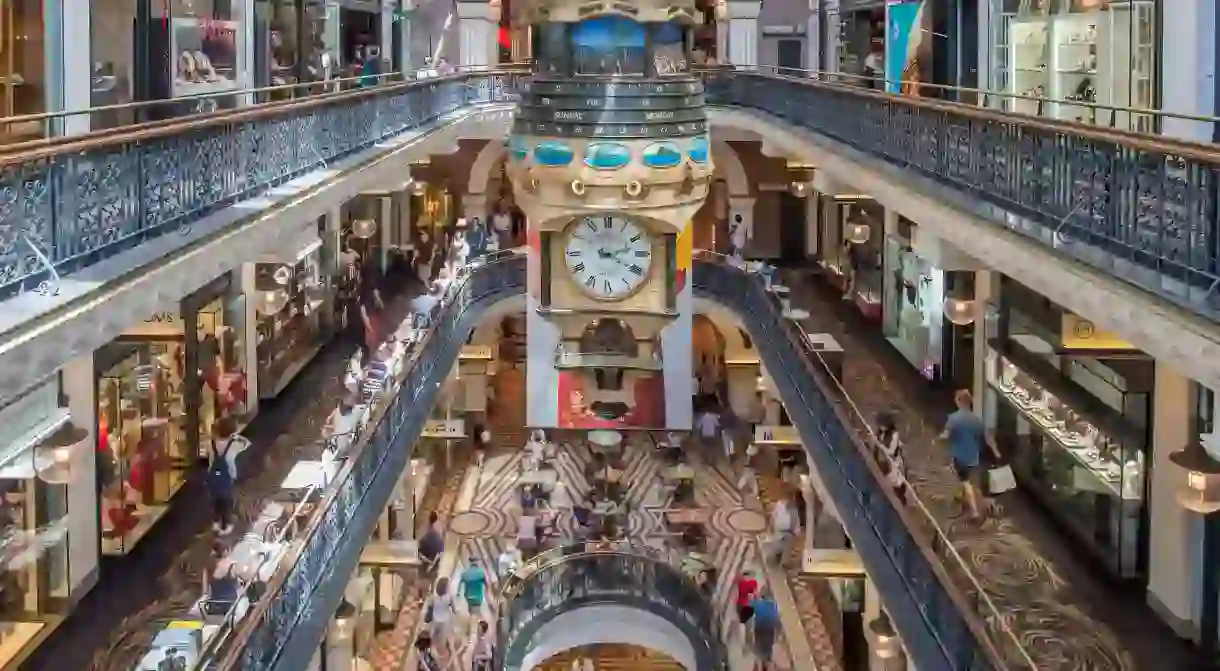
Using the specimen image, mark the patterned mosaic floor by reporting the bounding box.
[784,271,1200,671]
[446,437,804,671]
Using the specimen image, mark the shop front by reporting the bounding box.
[983,277,1152,581]
[832,0,886,85]
[987,0,1158,131]
[90,0,248,125]
[254,220,332,399]
[262,0,335,97]
[1,0,46,143]
[815,195,883,321]
[880,216,976,388]
[95,273,250,555]
[0,379,85,667]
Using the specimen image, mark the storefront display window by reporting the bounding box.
[882,235,943,378]
[256,255,329,399]
[191,295,249,456]
[991,0,1156,131]
[97,343,192,555]
[1,0,46,143]
[0,386,76,666]
[986,347,1144,577]
[269,0,302,91]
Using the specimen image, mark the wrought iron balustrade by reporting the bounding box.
[495,543,727,671]
[691,258,1008,671]
[201,254,528,670]
[700,68,1220,325]
[0,70,525,302]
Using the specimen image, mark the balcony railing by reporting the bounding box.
[701,66,1220,326]
[200,253,527,670]
[495,542,727,671]
[0,69,525,303]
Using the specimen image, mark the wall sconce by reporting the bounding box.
[1170,440,1220,513]
[943,297,977,326]
[789,181,810,198]
[846,222,871,245]
[255,264,291,316]
[350,218,378,239]
[34,421,89,484]
[410,180,428,196]
[869,612,901,660]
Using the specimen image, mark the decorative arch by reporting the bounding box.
[467,140,506,196]
[710,138,749,196]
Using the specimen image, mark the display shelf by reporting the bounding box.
[986,349,1143,501]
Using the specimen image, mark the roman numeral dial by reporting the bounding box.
[563,215,653,300]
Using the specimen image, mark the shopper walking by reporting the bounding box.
[749,588,780,670]
[207,418,248,535]
[429,577,459,661]
[940,389,986,520]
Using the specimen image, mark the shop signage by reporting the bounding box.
[421,419,466,439]
[762,25,808,36]
[1060,313,1136,350]
[754,425,801,445]
[144,312,178,324]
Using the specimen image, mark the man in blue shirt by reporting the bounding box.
[750,589,780,670]
[940,389,986,520]
[459,556,488,615]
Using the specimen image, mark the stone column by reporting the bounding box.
[805,191,819,259]
[457,1,500,68]
[397,0,414,72]
[45,0,92,134]
[725,1,762,68]
[1145,362,1196,637]
[971,271,997,412]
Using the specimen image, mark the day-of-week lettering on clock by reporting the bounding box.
[554,111,584,121]
[644,111,676,121]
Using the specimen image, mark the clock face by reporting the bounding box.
[563,215,654,300]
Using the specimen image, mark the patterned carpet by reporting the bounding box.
[783,270,1200,671]
[25,291,418,671]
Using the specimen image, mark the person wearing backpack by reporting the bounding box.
[209,418,249,535]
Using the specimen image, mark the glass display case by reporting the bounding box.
[97,343,192,555]
[993,0,1156,131]
[256,255,329,399]
[986,347,1144,577]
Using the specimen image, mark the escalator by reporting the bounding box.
[493,543,726,671]
[202,252,1007,671]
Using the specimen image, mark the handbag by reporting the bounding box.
[987,464,1017,495]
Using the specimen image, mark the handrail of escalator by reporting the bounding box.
[201,251,528,670]
[695,65,1220,160]
[718,64,1220,132]
[494,542,728,671]
[0,64,531,162]
[692,251,1034,670]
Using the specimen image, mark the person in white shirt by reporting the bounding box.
[497,543,522,580]
[697,410,720,451]
[492,205,512,246]
[429,577,459,659]
[768,496,797,564]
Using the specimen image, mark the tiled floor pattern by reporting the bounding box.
[781,270,1204,670]
[453,437,798,670]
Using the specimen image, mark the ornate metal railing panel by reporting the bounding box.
[0,72,524,301]
[201,255,527,670]
[692,260,998,671]
[495,543,727,671]
[701,69,1220,324]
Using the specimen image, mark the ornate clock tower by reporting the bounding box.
[507,0,713,430]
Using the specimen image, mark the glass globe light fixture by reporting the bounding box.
[35,420,89,484]
[943,297,977,326]
[789,181,810,198]
[846,222,871,245]
[271,264,293,286]
[256,288,290,316]
[351,218,378,239]
[411,180,428,196]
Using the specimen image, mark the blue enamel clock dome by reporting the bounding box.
[534,141,575,166]
[584,143,632,170]
[507,136,529,161]
[688,136,709,163]
[642,141,683,169]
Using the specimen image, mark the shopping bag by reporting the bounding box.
[987,464,1017,495]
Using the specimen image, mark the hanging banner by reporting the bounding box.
[884,0,926,95]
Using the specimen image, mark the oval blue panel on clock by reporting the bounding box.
[688,135,710,164]
[534,141,574,166]
[508,136,529,161]
[641,141,683,169]
[584,143,632,170]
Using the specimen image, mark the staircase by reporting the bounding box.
[537,644,687,671]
